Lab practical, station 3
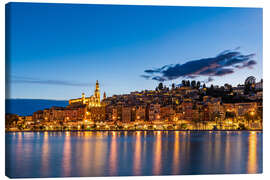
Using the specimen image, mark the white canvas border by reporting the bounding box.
[0,0,268,180]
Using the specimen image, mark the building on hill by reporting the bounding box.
[146,103,160,121]
[255,81,263,91]
[122,106,132,123]
[69,80,106,108]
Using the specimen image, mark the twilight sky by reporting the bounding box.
[6,3,262,100]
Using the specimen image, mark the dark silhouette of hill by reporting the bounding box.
[6,99,69,116]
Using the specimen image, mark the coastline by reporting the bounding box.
[5,129,263,133]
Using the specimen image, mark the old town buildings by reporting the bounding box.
[6,76,263,131]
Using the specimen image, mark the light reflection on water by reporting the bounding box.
[153,131,162,175]
[172,131,180,174]
[109,131,117,176]
[5,131,262,178]
[62,132,71,176]
[247,132,258,173]
[41,132,49,176]
[133,131,141,175]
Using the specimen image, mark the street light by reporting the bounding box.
[249,111,255,129]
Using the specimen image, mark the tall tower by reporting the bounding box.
[82,92,86,104]
[103,92,106,99]
[94,80,100,104]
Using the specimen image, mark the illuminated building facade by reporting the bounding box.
[122,107,132,123]
[6,76,263,131]
[69,80,104,107]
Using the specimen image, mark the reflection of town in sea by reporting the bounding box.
[6,76,263,131]
[5,131,262,177]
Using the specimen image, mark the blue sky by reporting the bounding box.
[6,3,262,100]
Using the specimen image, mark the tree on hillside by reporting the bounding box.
[225,111,236,119]
[191,80,196,89]
[182,80,186,87]
[158,82,163,91]
[196,81,201,89]
[172,83,175,90]
[186,80,190,87]
[5,114,19,128]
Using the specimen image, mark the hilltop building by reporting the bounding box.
[6,76,263,131]
[69,80,105,108]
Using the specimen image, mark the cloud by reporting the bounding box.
[140,75,151,79]
[200,77,214,84]
[206,77,214,83]
[214,68,234,76]
[235,60,257,69]
[141,49,257,82]
[152,76,166,82]
[7,76,91,87]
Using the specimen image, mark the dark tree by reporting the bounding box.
[5,114,19,128]
[224,83,232,92]
[203,84,206,88]
[182,80,186,87]
[192,103,197,110]
[172,83,175,90]
[196,81,201,89]
[191,80,196,88]
[225,111,236,119]
[158,83,163,90]
[186,80,191,87]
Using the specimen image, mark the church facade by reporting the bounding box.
[69,80,106,108]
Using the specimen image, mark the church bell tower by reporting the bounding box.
[103,92,106,99]
[94,80,100,104]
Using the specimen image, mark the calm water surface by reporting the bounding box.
[6,131,262,178]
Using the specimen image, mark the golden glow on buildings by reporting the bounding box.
[6,77,262,132]
[69,80,103,108]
